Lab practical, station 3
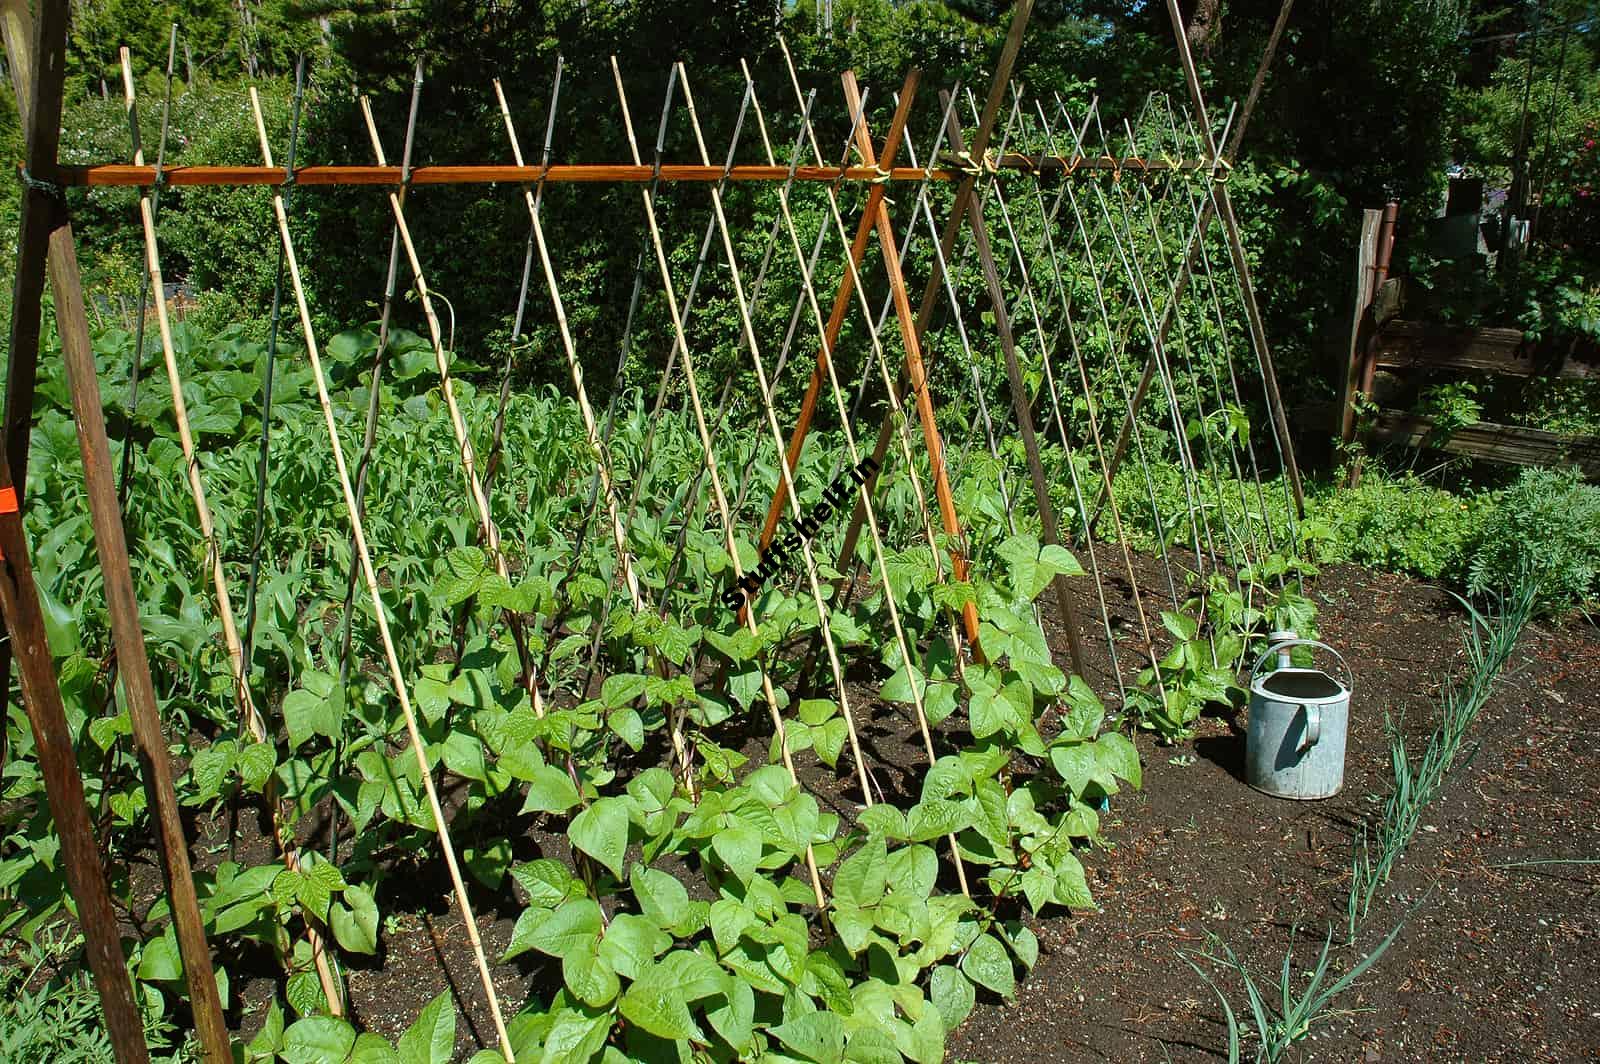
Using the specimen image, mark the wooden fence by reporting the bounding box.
[1334,205,1600,481]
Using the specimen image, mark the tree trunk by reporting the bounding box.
[1185,0,1223,57]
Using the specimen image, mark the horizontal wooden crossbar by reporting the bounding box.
[50,155,1214,189]
[1374,319,1600,381]
[1364,410,1600,478]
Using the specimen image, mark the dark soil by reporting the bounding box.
[947,559,1600,1064]
[134,554,1598,1062]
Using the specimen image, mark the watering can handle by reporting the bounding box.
[1302,704,1321,751]
[1248,637,1353,692]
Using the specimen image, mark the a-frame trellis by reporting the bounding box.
[0,0,1304,1059]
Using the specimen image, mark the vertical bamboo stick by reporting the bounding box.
[123,50,264,744]
[355,96,560,744]
[939,96,1090,677]
[732,65,970,895]
[124,53,343,1014]
[338,61,423,685]
[605,60,828,907]
[491,78,696,791]
[643,58,877,806]
[249,97,516,1063]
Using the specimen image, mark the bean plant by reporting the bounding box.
[5,318,1143,1061]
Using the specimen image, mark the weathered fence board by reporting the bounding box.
[1373,319,1600,380]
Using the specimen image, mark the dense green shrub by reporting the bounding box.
[1306,473,1481,581]
[1467,466,1600,614]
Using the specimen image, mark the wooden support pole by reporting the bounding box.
[840,71,982,646]
[52,157,1210,189]
[1340,208,1383,446]
[1356,200,1399,402]
[943,99,1088,678]
[834,0,1033,592]
[0,4,231,1059]
[0,463,150,1062]
[1092,0,1297,518]
[753,74,918,556]
[0,20,147,1057]
[1165,0,1306,519]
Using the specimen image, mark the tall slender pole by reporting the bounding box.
[832,0,1035,583]
[116,23,177,508]
[1164,0,1306,518]
[242,55,306,668]
[1094,0,1297,509]
[337,60,424,685]
[661,60,875,804]
[0,5,231,1057]
[250,98,516,1062]
[942,98,1090,677]
[608,59,827,906]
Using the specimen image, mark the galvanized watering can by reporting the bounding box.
[1245,635,1352,800]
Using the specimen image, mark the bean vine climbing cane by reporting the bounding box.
[250,89,518,1062]
[607,57,831,907]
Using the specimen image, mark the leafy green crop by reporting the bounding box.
[5,316,1143,1061]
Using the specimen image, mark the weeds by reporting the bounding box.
[0,932,191,1062]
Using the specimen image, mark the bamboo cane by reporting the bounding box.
[338,61,423,688]
[249,93,516,1062]
[606,59,827,907]
[647,59,877,806]
[123,51,263,745]
[123,56,346,1013]
[491,78,697,793]
[979,97,1129,700]
[1048,96,1186,613]
[116,23,175,507]
[356,96,562,737]
[770,50,973,693]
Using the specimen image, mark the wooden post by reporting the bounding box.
[0,461,150,1062]
[1092,0,1297,521]
[1339,208,1382,445]
[0,4,231,1060]
[0,14,148,1050]
[837,71,982,647]
[1164,0,1306,520]
[1343,201,1399,488]
[753,74,918,556]
[943,99,1088,677]
[833,0,1033,581]
[1356,201,1399,402]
